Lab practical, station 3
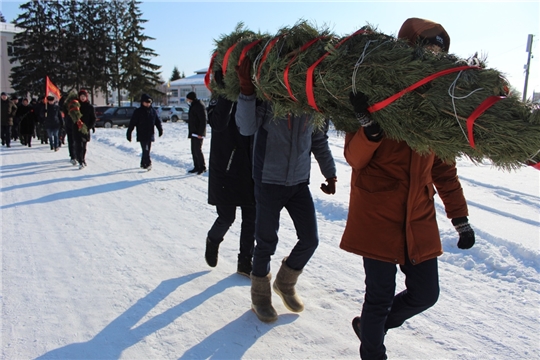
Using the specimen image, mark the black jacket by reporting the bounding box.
[40,103,64,130]
[207,96,255,206]
[187,99,207,138]
[127,105,162,142]
[18,104,35,135]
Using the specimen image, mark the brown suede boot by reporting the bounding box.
[273,257,304,312]
[251,273,278,323]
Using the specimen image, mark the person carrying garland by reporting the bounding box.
[340,18,476,359]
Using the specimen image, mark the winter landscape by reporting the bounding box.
[1,122,539,359]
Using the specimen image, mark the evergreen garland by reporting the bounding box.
[63,91,87,135]
[208,23,540,170]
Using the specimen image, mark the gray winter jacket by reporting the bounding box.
[235,93,336,186]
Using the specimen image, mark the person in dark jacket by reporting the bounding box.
[59,94,77,164]
[10,95,20,141]
[17,98,35,147]
[186,91,207,174]
[1,92,17,147]
[73,89,96,169]
[235,58,337,323]
[204,69,256,277]
[126,93,163,170]
[40,95,64,151]
[342,18,475,360]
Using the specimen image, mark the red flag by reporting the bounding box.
[46,76,61,101]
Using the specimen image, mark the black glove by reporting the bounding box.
[126,133,131,142]
[214,69,225,89]
[349,91,373,127]
[320,177,337,195]
[158,128,163,137]
[452,217,475,249]
[92,127,95,133]
[349,91,382,140]
[235,58,255,95]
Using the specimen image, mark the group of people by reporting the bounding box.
[198,17,476,360]
[1,17,477,359]
[0,89,97,169]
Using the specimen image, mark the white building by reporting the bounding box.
[0,22,23,95]
[167,68,211,105]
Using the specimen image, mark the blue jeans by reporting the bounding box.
[47,128,59,149]
[359,254,439,360]
[251,181,319,277]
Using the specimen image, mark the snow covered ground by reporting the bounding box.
[1,122,539,359]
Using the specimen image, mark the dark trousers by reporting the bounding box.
[74,135,88,165]
[140,140,152,167]
[207,204,256,259]
[190,137,205,171]
[1,125,12,146]
[22,134,32,147]
[66,129,75,160]
[359,254,439,360]
[251,181,319,277]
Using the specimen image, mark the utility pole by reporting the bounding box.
[523,34,534,102]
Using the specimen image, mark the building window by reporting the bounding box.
[171,89,178,97]
[180,88,192,97]
[7,42,14,56]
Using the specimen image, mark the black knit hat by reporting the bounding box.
[140,93,153,103]
[186,92,197,101]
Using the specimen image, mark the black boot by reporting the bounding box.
[237,254,252,277]
[205,237,219,267]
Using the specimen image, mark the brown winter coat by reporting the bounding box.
[339,128,468,265]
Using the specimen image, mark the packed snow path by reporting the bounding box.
[2,123,539,359]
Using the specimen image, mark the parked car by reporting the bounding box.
[95,106,136,128]
[94,105,113,118]
[159,105,189,122]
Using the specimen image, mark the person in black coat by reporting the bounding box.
[59,94,76,164]
[40,95,64,151]
[186,91,207,174]
[126,93,163,170]
[205,76,256,276]
[17,98,35,147]
[73,89,96,169]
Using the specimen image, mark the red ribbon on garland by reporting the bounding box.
[306,29,366,112]
[367,65,481,113]
[238,39,262,67]
[284,35,328,102]
[466,96,505,149]
[257,35,284,81]
[204,52,218,91]
[222,42,239,76]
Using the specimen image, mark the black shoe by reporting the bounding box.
[352,317,362,340]
[237,255,252,277]
[188,168,198,174]
[197,167,207,175]
[205,237,219,267]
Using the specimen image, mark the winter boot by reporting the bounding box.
[205,237,219,267]
[237,254,252,277]
[250,273,278,323]
[352,316,362,340]
[273,257,304,312]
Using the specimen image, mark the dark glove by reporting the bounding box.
[349,91,373,127]
[320,177,337,195]
[158,128,163,137]
[235,58,255,95]
[126,133,131,142]
[452,217,475,249]
[92,127,95,133]
[214,69,225,89]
